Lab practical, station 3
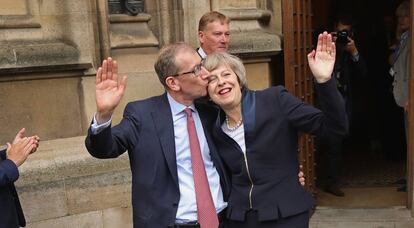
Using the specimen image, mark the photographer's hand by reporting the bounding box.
[345,37,359,56]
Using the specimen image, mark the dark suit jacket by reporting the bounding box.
[211,79,348,222]
[333,48,367,125]
[85,93,230,228]
[0,149,26,228]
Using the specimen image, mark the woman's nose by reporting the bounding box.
[217,75,225,85]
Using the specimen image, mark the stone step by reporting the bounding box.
[310,207,414,228]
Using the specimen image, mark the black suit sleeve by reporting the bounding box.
[352,54,367,79]
[85,103,141,159]
[0,149,19,187]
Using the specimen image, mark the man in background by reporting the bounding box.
[197,11,230,58]
[318,14,367,197]
[390,0,410,192]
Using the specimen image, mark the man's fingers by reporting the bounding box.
[112,60,119,82]
[96,67,103,84]
[29,136,40,153]
[23,138,35,156]
[107,57,113,80]
[307,50,315,60]
[29,144,37,155]
[316,33,323,53]
[326,33,333,54]
[31,135,40,142]
[30,146,38,154]
[16,128,26,138]
[330,42,336,57]
[101,59,108,81]
[119,76,128,95]
[300,177,306,186]
[322,31,328,52]
[17,137,31,150]
[13,128,26,144]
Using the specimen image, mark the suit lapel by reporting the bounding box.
[241,89,256,141]
[0,149,6,160]
[151,94,179,186]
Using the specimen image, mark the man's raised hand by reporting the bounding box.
[95,57,127,124]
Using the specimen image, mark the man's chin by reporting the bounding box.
[217,48,228,52]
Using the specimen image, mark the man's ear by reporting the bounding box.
[165,76,180,92]
[198,31,204,44]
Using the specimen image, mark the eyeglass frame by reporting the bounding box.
[171,60,205,77]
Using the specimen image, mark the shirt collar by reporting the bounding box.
[197,47,207,59]
[167,92,196,116]
[401,31,409,42]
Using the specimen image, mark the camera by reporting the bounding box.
[335,30,350,44]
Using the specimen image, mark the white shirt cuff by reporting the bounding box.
[91,113,112,134]
[351,53,360,62]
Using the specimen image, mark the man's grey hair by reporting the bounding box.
[154,42,195,88]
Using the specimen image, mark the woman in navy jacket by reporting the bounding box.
[203,32,348,227]
[0,129,39,228]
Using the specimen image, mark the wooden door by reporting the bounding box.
[408,0,413,213]
[282,0,316,194]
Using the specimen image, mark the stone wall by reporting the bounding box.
[15,136,133,227]
[0,0,99,142]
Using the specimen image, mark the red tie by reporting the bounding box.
[185,108,219,228]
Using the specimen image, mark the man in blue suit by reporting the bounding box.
[1,128,39,228]
[85,43,230,227]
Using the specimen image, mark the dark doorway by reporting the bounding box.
[312,0,407,207]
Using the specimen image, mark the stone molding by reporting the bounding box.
[109,13,159,49]
[223,8,282,57]
[0,15,41,28]
[207,0,283,57]
[0,40,91,75]
[0,0,99,77]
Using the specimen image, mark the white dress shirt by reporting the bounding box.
[197,47,207,59]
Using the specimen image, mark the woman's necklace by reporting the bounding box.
[225,115,243,131]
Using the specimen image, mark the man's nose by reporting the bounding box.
[220,34,228,42]
[199,66,210,79]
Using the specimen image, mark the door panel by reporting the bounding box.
[408,0,413,213]
[282,0,316,194]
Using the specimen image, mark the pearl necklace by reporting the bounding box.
[225,115,243,131]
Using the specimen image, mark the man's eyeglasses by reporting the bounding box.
[172,60,204,77]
